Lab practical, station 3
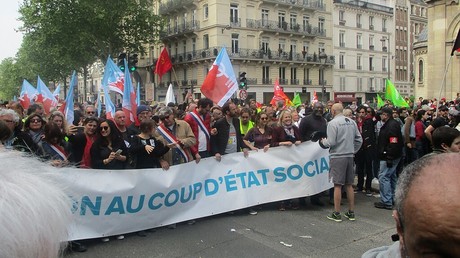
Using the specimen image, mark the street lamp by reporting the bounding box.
[380,36,390,91]
[319,51,328,103]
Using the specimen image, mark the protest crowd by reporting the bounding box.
[1,91,460,253]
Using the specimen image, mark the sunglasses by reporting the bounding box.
[31,119,42,123]
[260,117,268,120]
[87,111,95,114]
[100,126,109,131]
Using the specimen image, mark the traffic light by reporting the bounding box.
[129,53,138,72]
[118,53,126,71]
[239,72,247,90]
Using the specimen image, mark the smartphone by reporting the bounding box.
[115,149,123,155]
[75,126,85,134]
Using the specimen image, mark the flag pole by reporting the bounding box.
[171,67,181,103]
[435,55,453,117]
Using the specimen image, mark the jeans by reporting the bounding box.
[378,158,401,206]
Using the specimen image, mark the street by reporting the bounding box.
[66,191,396,258]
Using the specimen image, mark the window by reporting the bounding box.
[278,12,286,29]
[263,66,270,83]
[203,4,209,19]
[369,56,374,71]
[318,42,325,55]
[192,38,196,53]
[357,78,363,91]
[318,17,325,33]
[339,53,345,69]
[357,55,362,70]
[262,9,269,26]
[279,67,286,80]
[290,67,297,84]
[319,68,325,85]
[192,10,197,27]
[304,68,310,84]
[290,41,297,56]
[382,18,387,32]
[203,34,209,49]
[339,10,345,25]
[369,78,374,90]
[302,41,309,53]
[303,15,310,32]
[339,31,345,47]
[279,39,286,53]
[369,16,374,30]
[357,34,362,49]
[231,34,239,54]
[230,4,239,24]
[419,60,424,81]
[261,37,269,53]
[369,35,374,50]
[383,57,387,72]
[356,13,362,27]
[340,77,346,91]
[290,14,297,30]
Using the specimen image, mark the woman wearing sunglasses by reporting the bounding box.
[90,119,127,169]
[17,113,46,154]
[243,111,272,152]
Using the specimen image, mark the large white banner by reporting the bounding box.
[57,141,331,240]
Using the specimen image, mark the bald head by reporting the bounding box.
[331,103,343,117]
[394,153,460,257]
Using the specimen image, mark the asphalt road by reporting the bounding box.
[65,191,396,258]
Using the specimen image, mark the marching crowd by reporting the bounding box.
[1,95,460,254]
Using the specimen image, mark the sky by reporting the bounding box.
[0,1,23,61]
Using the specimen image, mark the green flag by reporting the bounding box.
[385,79,409,108]
[292,92,302,107]
[377,94,385,108]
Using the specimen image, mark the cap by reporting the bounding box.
[136,105,149,116]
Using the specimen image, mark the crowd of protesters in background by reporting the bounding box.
[1,94,460,252]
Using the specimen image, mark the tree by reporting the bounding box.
[0,58,22,100]
[12,0,165,95]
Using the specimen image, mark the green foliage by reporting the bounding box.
[1,0,166,95]
[0,58,22,100]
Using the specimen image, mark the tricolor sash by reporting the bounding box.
[190,111,210,140]
[157,124,191,163]
[50,144,68,161]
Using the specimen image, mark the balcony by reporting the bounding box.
[370,66,375,71]
[290,79,299,85]
[246,19,326,37]
[162,20,200,38]
[181,80,188,86]
[383,46,388,52]
[340,64,345,69]
[278,79,289,85]
[357,23,362,28]
[357,44,362,49]
[262,0,326,11]
[230,17,241,28]
[340,42,346,47]
[357,65,362,70]
[383,67,387,72]
[339,20,346,26]
[303,79,312,85]
[369,25,374,30]
[168,47,335,66]
[262,78,272,84]
[369,45,374,50]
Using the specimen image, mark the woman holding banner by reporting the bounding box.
[271,110,302,210]
[243,111,272,152]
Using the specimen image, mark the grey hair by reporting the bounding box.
[394,153,451,230]
[0,108,20,123]
[157,106,174,120]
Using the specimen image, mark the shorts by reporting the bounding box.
[329,157,355,185]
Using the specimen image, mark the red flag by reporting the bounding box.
[451,29,460,56]
[270,79,293,107]
[155,48,173,79]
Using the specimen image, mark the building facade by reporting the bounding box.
[137,0,334,104]
[414,0,459,99]
[333,0,394,104]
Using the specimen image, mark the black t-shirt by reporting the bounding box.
[430,116,448,129]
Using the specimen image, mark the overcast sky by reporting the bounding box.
[0,1,23,61]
